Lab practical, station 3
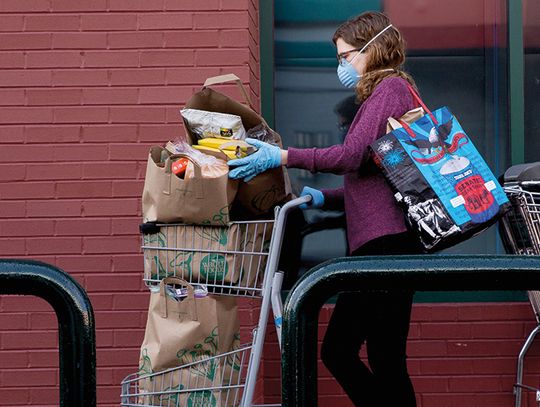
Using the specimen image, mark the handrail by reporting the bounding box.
[0,259,97,407]
[281,255,540,407]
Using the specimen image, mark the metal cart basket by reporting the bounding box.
[499,162,540,407]
[121,196,309,407]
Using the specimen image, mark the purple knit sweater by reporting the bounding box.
[287,76,416,253]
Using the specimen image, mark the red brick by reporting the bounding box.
[0,15,24,32]
[96,347,141,365]
[446,339,523,357]
[82,88,139,105]
[52,69,109,86]
[112,293,149,312]
[2,331,57,350]
[27,51,82,68]
[56,255,112,273]
[86,274,141,293]
[165,66,221,84]
[96,311,141,332]
[27,237,83,254]
[83,51,139,68]
[56,180,113,199]
[82,125,138,142]
[111,217,140,235]
[55,218,111,236]
[25,15,80,32]
[108,144,150,161]
[29,387,60,405]
[29,312,57,329]
[448,375,505,392]
[25,125,81,143]
[1,296,52,312]
[471,321,526,339]
[193,12,249,29]
[139,13,192,30]
[0,201,26,217]
[0,351,28,368]
[140,50,194,67]
[0,144,55,162]
[52,33,107,49]
[51,0,107,11]
[0,314,28,330]
[165,0,218,10]
[27,89,82,106]
[220,30,250,47]
[471,357,515,374]
[110,106,166,123]
[82,162,138,179]
[88,293,115,310]
[82,199,139,217]
[0,52,25,68]
[419,322,472,339]
[113,329,145,346]
[138,124,184,142]
[0,238,25,255]
[109,0,163,11]
[0,89,24,106]
[0,126,24,143]
[0,33,51,50]
[0,219,54,237]
[112,180,144,198]
[0,70,52,87]
[0,0,49,11]
[26,200,82,217]
[81,14,138,31]
[164,31,220,48]
[196,49,249,66]
[1,368,57,386]
[0,388,28,404]
[138,86,192,104]
[109,68,166,86]
[112,254,144,272]
[51,144,108,161]
[53,107,109,123]
[108,32,163,49]
[84,235,139,254]
[26,163,83,180]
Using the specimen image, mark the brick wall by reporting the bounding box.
[0,1,258,406]
[1,1,539,407]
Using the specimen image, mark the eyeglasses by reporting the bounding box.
[336,48,362,65]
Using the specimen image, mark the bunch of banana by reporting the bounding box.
[193,138,251,159]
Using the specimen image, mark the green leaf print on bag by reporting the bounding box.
[144,231,166,247]
[177,327,219,381]
[158,383,185,405]
[169,251,193,278]
[225,332,241,372]
[187,390,217,407]
[196,225,228,246]
[201,205,231,227]
[200,253,228,280]
[138,348,153,377]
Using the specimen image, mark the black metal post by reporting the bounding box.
[0,259,96,407]
[281,255,540,407]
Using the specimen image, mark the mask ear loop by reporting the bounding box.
[348,24,394,66]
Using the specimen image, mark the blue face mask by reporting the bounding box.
[336,24,393,88]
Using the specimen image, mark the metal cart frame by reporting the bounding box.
[121,196,309,407]
[499,163,540,407]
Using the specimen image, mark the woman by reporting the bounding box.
[229,11,421,407]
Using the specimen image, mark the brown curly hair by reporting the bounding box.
[333,11,416,102]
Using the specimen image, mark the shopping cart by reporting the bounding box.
[499,162,540,407]
[120,196,310,407]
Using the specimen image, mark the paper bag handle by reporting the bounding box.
[163,153,205,199]
[203,73,253,109]
[159,277,198,321]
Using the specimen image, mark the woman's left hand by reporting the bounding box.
[228,138,282,182]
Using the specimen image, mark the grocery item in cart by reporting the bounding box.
[138,277,240,406]
[142,146,238,225]
[142,221,273,289]
[183,73,292,217]
[181,108,247,140]
[370,84,510,252]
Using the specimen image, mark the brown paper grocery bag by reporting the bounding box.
[138,277,240,406]
[183,73,292,218]
[143,222,273,288]
[386,106,425,133]
[142,146,238,225]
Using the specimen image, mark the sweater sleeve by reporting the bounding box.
[321,187,344,211]
[287,77,414,175]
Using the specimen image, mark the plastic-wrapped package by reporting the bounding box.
[180,108,247,140]
[165,140,229,179]
[246,123,279,145]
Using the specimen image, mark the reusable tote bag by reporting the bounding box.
[182,73,292,217]
[138,277,240,406]
[142,146,238,225]
[370,85,510,252]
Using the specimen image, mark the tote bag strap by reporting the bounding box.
[406,84,438,125]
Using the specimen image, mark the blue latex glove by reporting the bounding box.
[299,186,325,209]
[228,138,282,182]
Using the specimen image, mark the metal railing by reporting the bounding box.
[281,255,540,407]
[0,259,96,407]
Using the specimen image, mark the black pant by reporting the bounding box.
[320,232,422,407]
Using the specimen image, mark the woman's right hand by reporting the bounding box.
[299,186,325,209]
